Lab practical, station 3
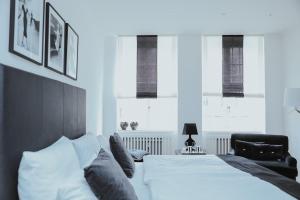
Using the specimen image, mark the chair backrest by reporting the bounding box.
[231,133,289,153]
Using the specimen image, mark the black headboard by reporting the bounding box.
[0,63,86,200]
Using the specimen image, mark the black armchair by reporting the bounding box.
[285,152,297,168]
[231,133,298,180]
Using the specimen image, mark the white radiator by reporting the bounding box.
[121,132,173,155]
[216,137,231,155]
[203,132,232,155]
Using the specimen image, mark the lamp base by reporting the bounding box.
[185,136,196,147]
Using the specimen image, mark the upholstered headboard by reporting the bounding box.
[0,63,86,200]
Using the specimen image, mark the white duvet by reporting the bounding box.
[143,155,295,200]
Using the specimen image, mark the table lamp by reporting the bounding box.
[183,123,198,147]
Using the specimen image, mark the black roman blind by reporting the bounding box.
[136,35,158,98]
[222,35,244,97]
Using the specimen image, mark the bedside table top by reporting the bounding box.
[175,148,206,155]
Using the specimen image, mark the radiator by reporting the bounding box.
[121,133,173,155]
[216,137,231,155]
[203,133,232,155]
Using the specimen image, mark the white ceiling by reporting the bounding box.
[89,0,300,35]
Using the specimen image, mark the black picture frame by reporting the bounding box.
[45,3,66,74]
[64,24,79,80]
[9,0,45,65]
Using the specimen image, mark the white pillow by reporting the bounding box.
[56,179,97,200]
[18,136,81,200]
[72,134,101,168]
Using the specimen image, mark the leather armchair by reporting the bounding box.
[285,153,297,168]
[231,133,298,180]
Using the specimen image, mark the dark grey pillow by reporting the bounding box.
[84,149,138,200]
[110,133,135,178]
[129,149,149,162]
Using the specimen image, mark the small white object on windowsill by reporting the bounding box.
[181,146,206,155]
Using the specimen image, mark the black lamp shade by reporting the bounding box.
[183,123,198,135]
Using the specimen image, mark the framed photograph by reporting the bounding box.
[45,3,65,74]
[65,24,79,80]
[9,0,45,65]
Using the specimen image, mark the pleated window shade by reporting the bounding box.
[222,35,244,97]
[136,35,158,98]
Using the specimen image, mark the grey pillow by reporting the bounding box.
[129,149,149,162]
[110,133,135,178]
[84,149,138,200]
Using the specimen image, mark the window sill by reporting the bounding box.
[202,131,264,136]
[117,130,176,134]
[202,93,265,98]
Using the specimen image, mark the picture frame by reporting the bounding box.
[9,0,45,65]
[45,3,66,74]
[65,24,79,80]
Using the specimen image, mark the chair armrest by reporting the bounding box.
[285,155,297,168]
[227,150,235,156]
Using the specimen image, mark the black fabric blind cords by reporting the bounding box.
[136,35,158,98]
[222,35,244,97]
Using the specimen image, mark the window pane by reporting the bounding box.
[157,36,178,97]
[117,99,148,130]
[244,36,265,95]
[148,98,177,131]
[202,36,222,95]
[115,37,137,98]
[202,96,265,132]
[117,98,177,131]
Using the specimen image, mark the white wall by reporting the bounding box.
[177,35,202,148]
[282,27,300,165]
[264,34,285,134]
[0,0,104,134]
[102,36,118,136]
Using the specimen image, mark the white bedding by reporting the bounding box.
[130,163,151,200]
[143,155,295,200]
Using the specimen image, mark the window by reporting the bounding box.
[222,35,244,97]
[115,36,178,132]
[202,36,265,133]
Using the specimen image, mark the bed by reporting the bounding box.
[100,153,300,200]
[1,63,300,200]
